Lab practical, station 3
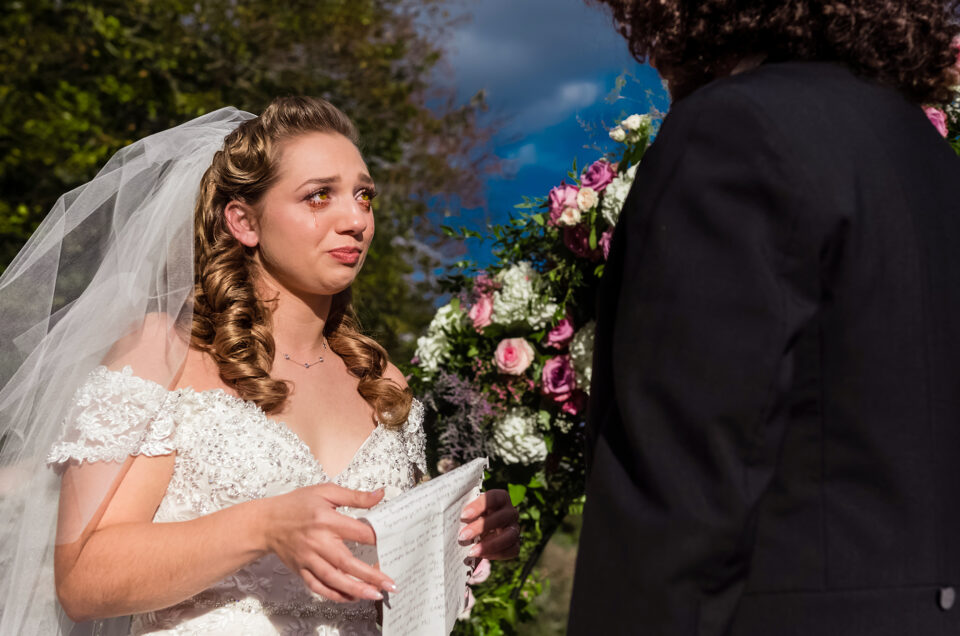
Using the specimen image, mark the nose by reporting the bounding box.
[334,198,369,236]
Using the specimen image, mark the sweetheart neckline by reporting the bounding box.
[106,365,384,483]
[176,385,384,483]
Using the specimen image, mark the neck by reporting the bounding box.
[254,269,334,357]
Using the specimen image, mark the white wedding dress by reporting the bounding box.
[48,365,427,636]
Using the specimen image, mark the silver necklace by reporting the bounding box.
[282,338,328,369]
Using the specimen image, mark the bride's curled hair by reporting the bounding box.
[191,96,412,429]
[591,0,960,103]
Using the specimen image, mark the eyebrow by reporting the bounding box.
[297,174,375,189]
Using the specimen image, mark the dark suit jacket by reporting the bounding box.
[568,62,960,635]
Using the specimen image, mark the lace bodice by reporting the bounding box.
[48,365,427,636]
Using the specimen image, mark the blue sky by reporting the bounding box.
[431,0,669,262]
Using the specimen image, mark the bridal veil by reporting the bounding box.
[0,107,254,634]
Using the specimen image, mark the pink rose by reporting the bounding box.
[544,317,575,349]
[560,390,587,417]
[468,558,491,584]
[600,227,614,261]
[580,159,617,192]
[468,294,493,331]
[494,338,535,375]
[474,273,498,295]
[541,355,577,402]
[563,224,603,261]
[548,183,580,226]
[925,106,949,138]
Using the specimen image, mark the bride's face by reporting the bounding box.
[232,131,376,298]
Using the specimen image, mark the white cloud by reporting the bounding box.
[502,142,539,175]
[510,80,602,132]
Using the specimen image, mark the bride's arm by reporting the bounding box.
[55,454,394,622]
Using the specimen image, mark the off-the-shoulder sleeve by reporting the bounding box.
[47,365,178,469]
[402,398,427,475]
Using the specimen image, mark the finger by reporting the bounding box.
[300,567,355,603]
[461,489,511,522]
[320,483,385,509]
[326,515,378,545]
[309,557,386,601]
[459,504,519,542]
[481,544,521,561]
[470,525,520,557]
[328,543,397,591]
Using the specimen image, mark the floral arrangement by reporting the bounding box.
[409,112,655,634]
[924,37,960,154]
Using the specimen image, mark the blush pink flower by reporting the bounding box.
[544,317,575,349]
[548,183,580,226]
[541,355,577,403]
[580,159,617,192]
[925,106,949,138]
[494,338,535,375]
[468,294,494,331]
[560,390,587,417]
[600,227,614,260]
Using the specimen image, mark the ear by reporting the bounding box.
[224,200,260,248]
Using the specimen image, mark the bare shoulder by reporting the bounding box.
[100,313,189,385]
[383,362,409,390]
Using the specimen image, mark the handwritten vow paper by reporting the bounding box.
[362,457,488,636]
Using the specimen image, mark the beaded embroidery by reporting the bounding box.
[49,365,427,635]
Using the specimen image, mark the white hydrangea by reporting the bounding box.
[491,262,558,330]
[569,321,595,394]
[489,407,548,465]
[414,301,465,375]
[600,163,639,227]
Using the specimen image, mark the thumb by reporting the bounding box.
[322,483,385,509]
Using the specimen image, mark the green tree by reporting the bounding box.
[0,0,492,361]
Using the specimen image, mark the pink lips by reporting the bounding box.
[328,247,362,265]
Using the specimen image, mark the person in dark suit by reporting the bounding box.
[569,1,960,634]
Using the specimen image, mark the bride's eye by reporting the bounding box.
[356,188,377,210]
[305,188,331,208]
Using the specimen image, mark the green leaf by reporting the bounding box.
[588,224,598,250]
[508,483,527,506]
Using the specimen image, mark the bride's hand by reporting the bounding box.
[261,483,396,603]
[458,489,521,560]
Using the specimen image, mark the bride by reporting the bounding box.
[0,98,519,635]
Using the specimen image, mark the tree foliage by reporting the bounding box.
[0,0,493,361]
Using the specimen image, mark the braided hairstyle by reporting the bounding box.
[191,96,412,429]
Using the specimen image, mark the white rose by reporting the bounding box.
[576,186,598,212]
[489,407,548,465]
[558,206,581,227]
[609,126,627,143]
[622,114,643,131]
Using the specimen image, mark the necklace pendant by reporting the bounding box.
[304,363,310,369]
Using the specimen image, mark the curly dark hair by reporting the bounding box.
[591,0,960,103]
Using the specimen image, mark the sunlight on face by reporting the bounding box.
[254,131,376,298]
